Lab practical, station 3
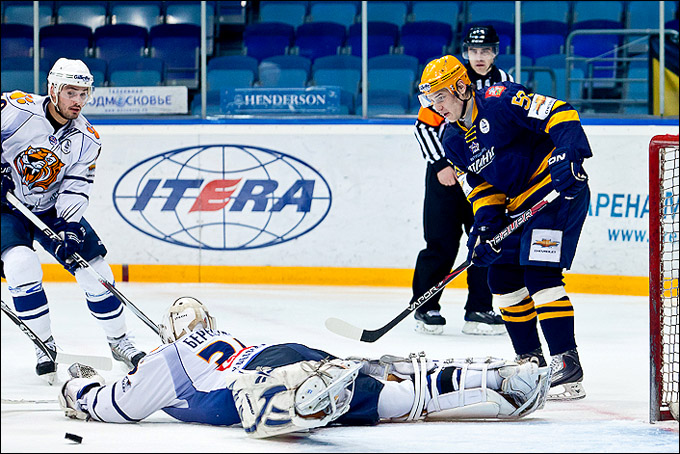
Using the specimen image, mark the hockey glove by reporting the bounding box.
[51,219,87,265]
[549,147,588,199]
[1,162,15,205]
[467,224,502,267]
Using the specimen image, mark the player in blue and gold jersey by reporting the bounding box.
[418,55,592,401]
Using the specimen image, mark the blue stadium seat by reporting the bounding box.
[411,2,460,27]
[467,1,515,24]
[207,55,258,90]
[218,1,246,24]
[462,20,514,54]
[243,22,295,61]
[570,20,622,83]
[313,68,360,97]
[191,89,222,115]
[262,55,312,76]
[400,21,453,64]
[312,54,362,71]
[81,57,107,87]
[308,1,358,28]
[534,54,585,101]
[368,68,415,97]
[347,21,399,58]
[56,1,108,31]
[94,24,147,62]
[108,57,164,87]
[623,59,648,114]
[368,54,419,78]
[2,1,53,27]
[165,1,216,54]
[149,24,200,88]
[0,57,49,94]
[1,23,34,59]
[572,1,623,24]
[521,21,568,60]
[258,60,309,88]
[259,1,308,28]
[294,22,346,61]
[520,1,569,25]
[359,89,409,115]
[40,24,92,64]
[110,1,162,30]
[367,1,409,27]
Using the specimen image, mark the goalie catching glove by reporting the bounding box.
[229,358,362,438]
[59,363,105,420]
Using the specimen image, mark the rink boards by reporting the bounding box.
[34,120,673,295]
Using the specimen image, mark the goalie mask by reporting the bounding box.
[159,297,216,344]
[47,58,94,107]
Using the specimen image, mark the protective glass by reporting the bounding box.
[418,89,450,108]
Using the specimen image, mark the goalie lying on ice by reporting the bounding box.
[59,297,551,438]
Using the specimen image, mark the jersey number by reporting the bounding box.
[511,90,531,110]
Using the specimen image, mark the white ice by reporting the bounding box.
[1,282,678,452]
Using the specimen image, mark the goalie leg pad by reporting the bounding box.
[230,359,362,438]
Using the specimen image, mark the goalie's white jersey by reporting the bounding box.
[84,328,268,425]
[1,91,101,222]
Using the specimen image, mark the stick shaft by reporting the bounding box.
[6,193,160,335]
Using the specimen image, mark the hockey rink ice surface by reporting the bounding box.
[1,282,678,452]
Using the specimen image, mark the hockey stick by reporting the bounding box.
[6,192,160,335]
[325,189,561,342]
[1,300,113,370]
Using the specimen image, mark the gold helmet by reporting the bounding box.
[418,55,471,107]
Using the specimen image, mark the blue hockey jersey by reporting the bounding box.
[442,82,592,227]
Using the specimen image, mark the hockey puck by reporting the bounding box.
[65,433,83,444]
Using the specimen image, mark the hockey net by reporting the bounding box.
[649,134,679,423]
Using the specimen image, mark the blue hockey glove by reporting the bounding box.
[550,147,588,199]
[1,162,15,205]
[467,224,502,267]
[51,219,87,264]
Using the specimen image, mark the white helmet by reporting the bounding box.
[47,57,94,106]
[159,297,216,344]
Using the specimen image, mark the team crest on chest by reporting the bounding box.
[14,146,65,191]
[479,118,490,134]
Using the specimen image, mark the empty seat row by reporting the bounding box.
[1,23,200,88]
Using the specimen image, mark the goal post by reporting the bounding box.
[649,134,679,423]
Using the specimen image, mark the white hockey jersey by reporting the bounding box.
[1,91,101,222]
[84,329,269,425]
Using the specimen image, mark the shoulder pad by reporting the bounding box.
[4,91,42,112]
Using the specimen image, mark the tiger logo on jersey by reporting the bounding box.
[14,146,65,191]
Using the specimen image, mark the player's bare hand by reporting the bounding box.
[436,166,458,186]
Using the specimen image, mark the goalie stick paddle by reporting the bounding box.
[325,189,561,342]
[1,300,113,370]
[6,192,160,336]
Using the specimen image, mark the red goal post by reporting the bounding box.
[649,134,679,423]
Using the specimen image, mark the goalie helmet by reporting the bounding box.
[159,297,216,344]
[418,55,471,107]
[462,25,500,60]
[47,58,94,106]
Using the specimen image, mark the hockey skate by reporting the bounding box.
[35,335,57,385]
[414,310,446,335]
[462,310,506,336]
[515,347,548,367]
[547,348,586,400]
[108,334,146,369]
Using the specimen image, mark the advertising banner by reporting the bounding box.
[220,86,341,114]
[83,86,188,115]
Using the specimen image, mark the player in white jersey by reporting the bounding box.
[59,297,552,438]
[1,58,145,383]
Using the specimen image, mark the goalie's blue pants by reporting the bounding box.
[246,343,384,426]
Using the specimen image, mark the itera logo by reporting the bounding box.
[113,145,332,250]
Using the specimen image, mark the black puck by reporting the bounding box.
[65,432,83,443]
